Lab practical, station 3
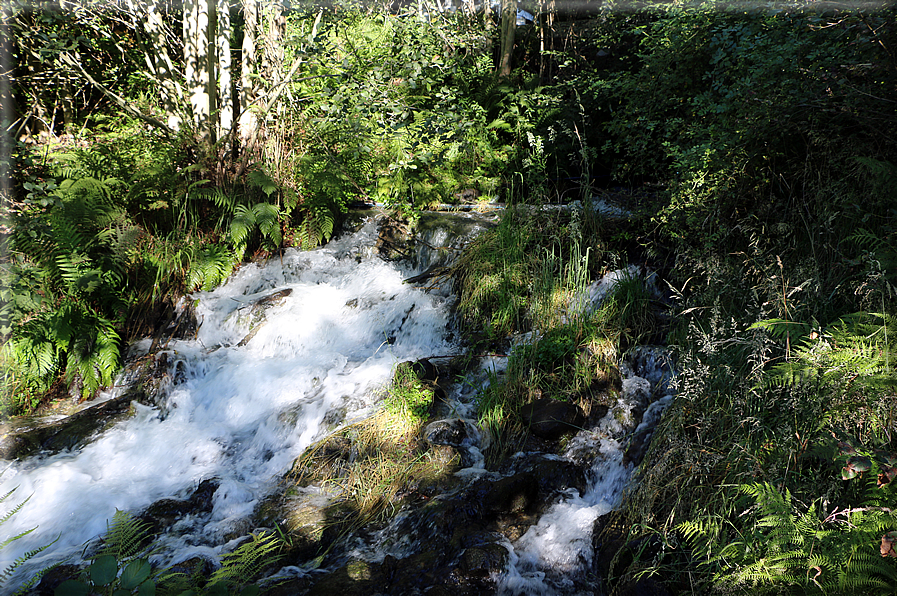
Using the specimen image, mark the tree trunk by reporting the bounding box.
[215,0,233,141]
[142,0,183,130]
[239,0,259,146]
[498,0,516,77]
[184,0,212,144]
[539,0,555,84]
[1,2,13,204]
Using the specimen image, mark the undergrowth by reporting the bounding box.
[289,362,458,534]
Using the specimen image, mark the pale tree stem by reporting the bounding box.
[216,0,233,141]
[184,0,212,144]
[239,0,259,145]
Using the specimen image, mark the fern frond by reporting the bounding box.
[748,318,811,341]
[0,492,30,530]
[207,532,281,589]
[229,204,256,251]
[99,510,153,561]
[253,202,282,248]
[187,245,237,291]
[0,485,57,592]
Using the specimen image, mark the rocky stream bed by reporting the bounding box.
[1,208,674,596]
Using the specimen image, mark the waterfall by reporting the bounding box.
[0,217,460,584]
[496,347,675,595]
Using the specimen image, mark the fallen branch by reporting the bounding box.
[60,52,177,138]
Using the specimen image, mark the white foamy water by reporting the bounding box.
[0,219,458,585]
[496,349,674,595]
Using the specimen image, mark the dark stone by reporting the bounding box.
[32,564,81,595]
[453,188,480,203]
[188,478,219,512]
[590,403,611,423]
[520,397,586,440]
[459,542,509,576]
[424,419,479,449]
[623,428,652,467]
[150,296,199,352]
[235,288,294,346]
[141,498,193,534]
[0,388,142,460]
[140,479,218,534]
[164,556,215,579]
[411,358,438,382]
[305,558,381,596]
[376,217,413,261]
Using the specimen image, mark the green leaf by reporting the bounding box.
[239,585,260,596]
[137,580,156,596]
[120,559,151,590]
[205,581,229,596]
[54,579,90,596]
[90,554,118,586]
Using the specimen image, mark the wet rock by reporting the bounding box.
[623,428,652,467]
[117,350,180,404]
[425,419,474,445]
[148,296,199,353]
[520,397,586,440]
[412,445,462,497]
[459,541,509,576]
[305,557,382,596]
[376,217,413,261]
[405,358,438,382]
[189,478,219,512]
[165,556,215,578]
[140,479,218,535]
[234,288,293,346]
[142,498,193,533]
[622,346,675,397]
[32,564,82,595]
[453,188,480,203]
[0,388,143,460]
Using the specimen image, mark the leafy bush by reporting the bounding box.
[55,510,280,596]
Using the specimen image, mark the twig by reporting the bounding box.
[59,53,176,137]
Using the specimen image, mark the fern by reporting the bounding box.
[206,531,282,591]
[98,510,153,561]
[679,481,897,594]
[757,312,896,393]
[229,202,282,255]
[253,202,282,248]
[186,245,238,291]
[296,205,335,250]
[229,204,256,251]
[0,486,57,595]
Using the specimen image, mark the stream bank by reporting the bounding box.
[3,203,674,596]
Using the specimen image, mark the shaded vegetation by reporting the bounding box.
[4,0,897,593]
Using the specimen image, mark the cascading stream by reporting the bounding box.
[0,218,460,585]
[496,348,675,595]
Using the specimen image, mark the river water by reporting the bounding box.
[0,216,464,584]
[1,212,672,594]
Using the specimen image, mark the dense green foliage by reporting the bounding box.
[54,510,280,596]
[586,4,897,594]
[4,0,897,592]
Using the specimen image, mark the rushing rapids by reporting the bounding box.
[0,215,477,584]
[0,210,673,595]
